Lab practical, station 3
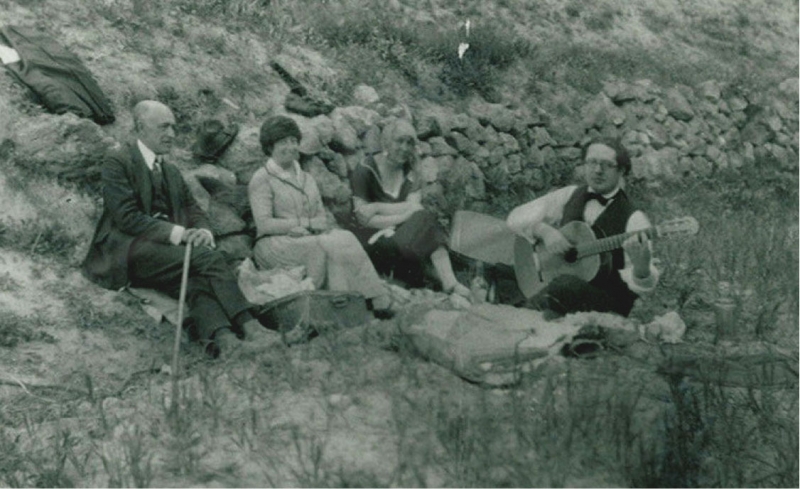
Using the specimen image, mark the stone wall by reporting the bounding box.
[212,76,798,221]
[3,77,798,262]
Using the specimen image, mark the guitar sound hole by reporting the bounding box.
[564,248,578,263]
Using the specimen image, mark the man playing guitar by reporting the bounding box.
[506,139,659,318]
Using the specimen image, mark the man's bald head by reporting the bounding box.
[133,100,176,155]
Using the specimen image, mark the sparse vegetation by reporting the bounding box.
[0,0,796,486]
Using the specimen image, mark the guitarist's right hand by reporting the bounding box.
[540,225,572,255]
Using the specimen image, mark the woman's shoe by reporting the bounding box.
[443,282,471,299]
[369,295,397,320]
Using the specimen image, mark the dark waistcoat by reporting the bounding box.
[561,185,639,315]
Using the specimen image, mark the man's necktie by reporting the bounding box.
[585,191,610,206]
[152,155,164,189]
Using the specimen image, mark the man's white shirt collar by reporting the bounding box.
[137,140,157,170]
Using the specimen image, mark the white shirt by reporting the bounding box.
[506,184,659,293]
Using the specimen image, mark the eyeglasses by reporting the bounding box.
[585,159,619,171]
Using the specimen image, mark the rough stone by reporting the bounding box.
[582,93,615,129]
[0,92,13,143]
[547,119,582,146]
[766,116,783,134]
[664,87,695,121]
[331,106,382,136]
[326,153,349,178]
[218,125,262,180]
[734,112,752,131]
[771,100,794,121]
[532,127,555,148]
[488,146,507,167]
[434,155,455,175]
[450,113,472,131]
[664,117,686,138]
[691,155,713,177]
[462,117,487,143]
[717,99,730,114]
[415,115,442,140]
[329,115,359,154]
[466,161,486,199]
[740,120,774,145]
[388,104,413,121]
[484,162,511,192]
[705,145,723,165]
[416,140,431,158]
[10,113,116,179]
[557,146,583,162]
[506,154,523,174]
[473,146,491,169]
[696,100,719,116]
[499,132,521,154]
[418,156,439,183]
[765,143,791,169]
[304,157,351,203]
[602,80,641,103]
[207,200,247,236]
[525,144,544,168]
[483,125,502,147]
[632,147,680,181]
[687,137,707,156]
[353,84,380,106]
[541,146,557,167]
[344,152,363,173]
[653,104,669,122]
[778,78,799,100]
[309,115,335,145]
[742,142,756,165]
[728,97,748,112]
[727,150,745,169]
[469,102,515,133]
[183,175,211,211]
[696,80,722,101]
[447,131,480,157]
[428,136,458,157]
[188,163,238,187]
[641,120,669,149]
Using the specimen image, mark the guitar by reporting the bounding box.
[513,217,699,298]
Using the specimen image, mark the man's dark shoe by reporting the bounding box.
[213,329,243,359]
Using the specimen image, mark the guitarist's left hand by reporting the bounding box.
[623,231,652,278]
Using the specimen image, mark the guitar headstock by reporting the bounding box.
[655,216,700,239]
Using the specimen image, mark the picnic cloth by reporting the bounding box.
[400,304,641,386]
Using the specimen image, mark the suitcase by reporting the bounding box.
[252,291,371,345]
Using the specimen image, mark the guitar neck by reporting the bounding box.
[576,227,656,259]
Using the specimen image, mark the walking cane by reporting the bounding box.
[169,242,192,419]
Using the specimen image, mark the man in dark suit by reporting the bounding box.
[82,100,274,357]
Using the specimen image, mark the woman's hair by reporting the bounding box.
[380,117,418,173]
[259,115,302,155]
[581,138,631,175]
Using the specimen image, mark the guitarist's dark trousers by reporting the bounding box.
[523,274,636,317]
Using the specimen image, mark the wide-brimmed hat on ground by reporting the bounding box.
[193,119,239,162]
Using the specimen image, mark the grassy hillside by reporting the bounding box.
[0,0,797,486]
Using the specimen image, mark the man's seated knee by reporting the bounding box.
[190,246,233,275]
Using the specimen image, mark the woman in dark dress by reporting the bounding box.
[349,118,470,297]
